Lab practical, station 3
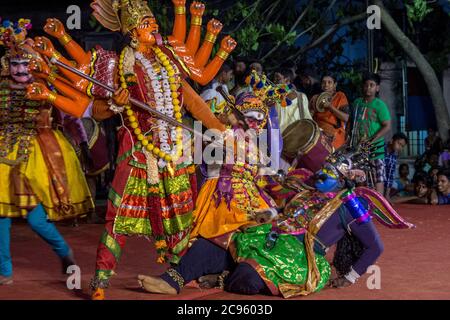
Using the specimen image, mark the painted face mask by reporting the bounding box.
[314,167,341,193]
[235,93,268,134]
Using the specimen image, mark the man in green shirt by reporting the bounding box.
[351,73,392,195]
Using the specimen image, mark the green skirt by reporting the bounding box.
[230,224,331,297]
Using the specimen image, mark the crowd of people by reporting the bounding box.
[387,128,450,205]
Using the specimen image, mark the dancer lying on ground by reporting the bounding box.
[137,143,414,298]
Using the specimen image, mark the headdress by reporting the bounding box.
[245,70,295,107]
[0,18,34,76]
[91,0,155,35]
[234,92,269,130]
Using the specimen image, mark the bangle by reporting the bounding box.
[175,6,186,15]
[47,73,57,83]
[59,34,72,46]
[217,49,229,60]
[51,51,62,60]
[205,33,217,43]
[191,16,202,26]
[107,99,125,114]
[47,92,57,104]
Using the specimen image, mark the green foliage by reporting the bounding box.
[405,0,434,26]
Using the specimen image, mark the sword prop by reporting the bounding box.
[49,58,244,157]
[51,57,198,136]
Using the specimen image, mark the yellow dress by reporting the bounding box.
[191,174,271,240]
[0,130,94,221]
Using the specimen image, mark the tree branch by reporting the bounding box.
[373,0,450,141]
[260,0,317,61]
[229,1,262,34]
[284,12,366,63]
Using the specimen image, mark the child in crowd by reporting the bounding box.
[384,133,408,200]
[430,171,450,205]
[391,163,414,197]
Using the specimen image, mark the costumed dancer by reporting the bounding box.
[134,91,288,295]
[25,0,236,299]
[137,150,414,297]
[0,18,94,285]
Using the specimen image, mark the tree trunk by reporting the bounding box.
[374,0,450,142]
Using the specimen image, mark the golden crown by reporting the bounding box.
[91,0,154,34]
[119,0,154,34]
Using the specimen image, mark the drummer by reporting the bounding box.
[310,74,349,149]
[273,68,312,133]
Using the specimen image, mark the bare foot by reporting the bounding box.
[198,274,220,289]
[0,275,13,285]
[137,274,177,294]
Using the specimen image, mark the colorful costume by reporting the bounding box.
[191,93,277,241]
[25,0,236,298]
[139,151,414,298]
[0,19,93,283]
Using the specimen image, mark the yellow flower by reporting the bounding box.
[156,256,166,264]
[155,240,167,250]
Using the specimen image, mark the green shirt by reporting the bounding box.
[353,97,391,160]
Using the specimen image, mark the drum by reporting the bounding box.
[281,119,333,173]
[82,118,110,176]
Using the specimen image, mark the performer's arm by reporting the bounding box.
[195,19,222,68]
[43,18,91,65]
[181,79,226,131]
[191,36,236,86]
[185,2,205,54]
[171,0,187,43]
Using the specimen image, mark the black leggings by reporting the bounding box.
[161,238,268,295]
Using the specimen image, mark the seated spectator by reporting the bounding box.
[384,133,408,200]
[430,171,450,205]
[391,163,414,197]
[391,174,431,204]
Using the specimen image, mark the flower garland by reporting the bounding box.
[118,46,184,166]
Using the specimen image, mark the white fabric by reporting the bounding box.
[344,267,361,284]
[200,80,229,110]
[275,91,312,133]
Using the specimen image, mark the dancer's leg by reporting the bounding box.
[0,218,13,283]
[91,219,128,290]
[139,238,234,294]
[224,262,269,295]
